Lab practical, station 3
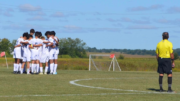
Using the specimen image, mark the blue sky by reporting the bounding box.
[0,0,180,49]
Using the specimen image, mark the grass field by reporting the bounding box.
[0,67,180,101]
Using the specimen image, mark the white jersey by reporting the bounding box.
[42,40,49,54]
[31,38,43,50]
[48,37,55,53]
[54,37,59,55]
[21,40,32,57]
[13,37,24,59]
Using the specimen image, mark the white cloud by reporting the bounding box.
[19,4,41,12]
[28,11,46,16]
[155,18,180,25]
[168,7,180,13]
[3,12,13,17]
[128,4,163,12]
[27,16,49,21]
[127,25,157,29]
[3,8,14,17]
[51,12,64,17]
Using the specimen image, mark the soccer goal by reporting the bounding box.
[89,54,121,71]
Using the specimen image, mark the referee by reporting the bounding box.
[156,32,175,92]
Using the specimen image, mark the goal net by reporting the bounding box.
[89,54,121,71]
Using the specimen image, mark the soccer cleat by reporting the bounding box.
[159,89,165,92]
[39,73,43,75]
[167,89,174,93]
[44,72,47,75]
[53,72,57,75]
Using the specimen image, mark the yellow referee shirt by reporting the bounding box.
[156,39,173,58]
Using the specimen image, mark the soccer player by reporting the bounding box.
[29,29,35,72]
[20,33,33,74]
[39,36,50,74]
[51,31,59,74]
[156,32,175,92]
[45,31,54,74]
[13,36,24,73]
[31,32,43,74]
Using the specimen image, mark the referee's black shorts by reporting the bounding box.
[157,58,172,74]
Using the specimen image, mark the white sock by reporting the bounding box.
[31,64,35,73]
[54,64,57,73]
[20,68,23,74]
[40,67,43,73]
[34,64,37,73]
[19,64,22,72]
[14,64,17,71]
[27,68,30,74]
[36,64,39,73]
[50,64,54,73]
[45,67,48,73]
[29,63,32,72]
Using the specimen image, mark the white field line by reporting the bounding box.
[69,78,179,94]
[0,93,148,98]
[0,92,178,98]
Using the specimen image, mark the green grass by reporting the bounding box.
[0,67,180,101]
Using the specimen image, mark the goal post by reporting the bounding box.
[89,54,121,71]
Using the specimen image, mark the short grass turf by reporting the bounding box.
[0,67,180,101]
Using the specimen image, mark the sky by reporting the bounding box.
[0,0,180,49]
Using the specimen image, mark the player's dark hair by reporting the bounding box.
[162,32,169,39]
[29,34,33,38]
[35,31,40,37]
[38,32,42,38]
[23,32,29,39]
[30,29,35,33]
[45,31,51,36]
[51,31,56,36]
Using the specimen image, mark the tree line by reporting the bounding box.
[0,38,179,58]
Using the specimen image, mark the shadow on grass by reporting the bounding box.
[147,88,164,92]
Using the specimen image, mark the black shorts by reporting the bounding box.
[157,58,172,74]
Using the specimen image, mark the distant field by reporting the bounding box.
[87,52,156,58]
[0,67,180,101]
[1,56,180,72]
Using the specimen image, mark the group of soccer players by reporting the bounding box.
[13,29,59,75]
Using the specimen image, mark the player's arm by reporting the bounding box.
[14,44,21,48]
[20,41,29,44]
[33,44,42,47]
[155,45,159,61]
[43,41,50,44]
[169,44,175,67]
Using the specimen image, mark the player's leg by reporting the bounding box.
[26,62,30,74]
[167,74,173,92]
[14,58,18,73]
[53,55,58,74]
[166,58,173,92]
[157,58,164,92]
[159,74,164,91]
[21,57,26,74]
[36,60,40,74]
[44,62,49,74]
[39,63,43,75]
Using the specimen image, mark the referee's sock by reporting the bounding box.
[168,77,172,90]
[159,76,163,90]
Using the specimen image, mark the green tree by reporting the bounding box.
[174,52,179,60]
[59,38,87,58]
[10,40,17,53]
[118,54,124,60]
[0,38,12,54]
